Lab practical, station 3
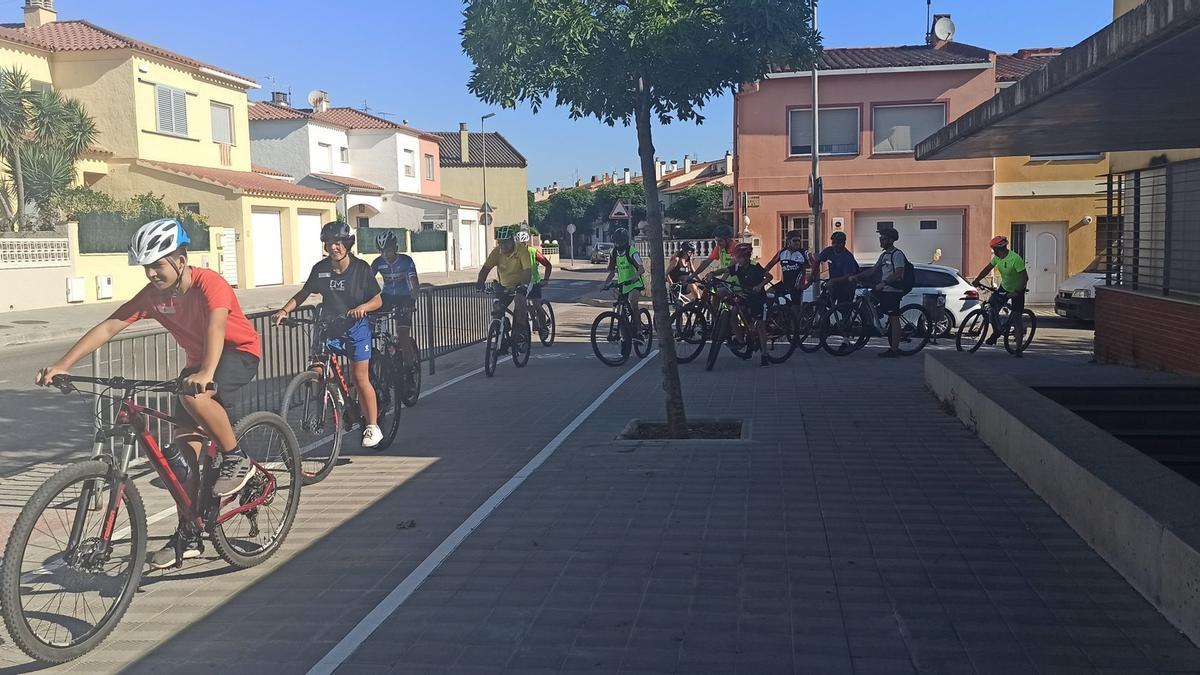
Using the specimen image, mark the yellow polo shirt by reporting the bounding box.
[485,245,532,289]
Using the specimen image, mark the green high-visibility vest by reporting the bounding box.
[528,246,541,284]
[614,248,643,288]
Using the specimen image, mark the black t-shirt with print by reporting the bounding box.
[732,262,769,291]
[304,256,381,332]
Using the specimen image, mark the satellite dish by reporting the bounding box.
[307,89,329,110]
[932,16,955,42]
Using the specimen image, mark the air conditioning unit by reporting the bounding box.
[96,275,113,300]
[66,276,85,303]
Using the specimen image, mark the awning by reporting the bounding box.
[916,0,1200,161]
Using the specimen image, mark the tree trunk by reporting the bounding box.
[12,148,26,230]
[635,78,688,437]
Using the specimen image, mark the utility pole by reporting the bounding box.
[809,0,822,265]
[481,113,495,239]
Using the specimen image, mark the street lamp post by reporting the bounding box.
[809,0,822,258]
[480,112,496,239]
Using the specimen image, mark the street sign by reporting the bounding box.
[481,202,495,214]
[566,223,576,234]
[480,212,493,227]
[609,199,631,220]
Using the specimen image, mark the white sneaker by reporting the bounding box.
[362,425,383,449]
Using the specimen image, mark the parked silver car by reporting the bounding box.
[590,243,614,264]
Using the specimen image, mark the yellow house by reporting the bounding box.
[991,50,1110,303]
[0,1,336,303]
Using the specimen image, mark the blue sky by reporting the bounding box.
[63,1,1112,189]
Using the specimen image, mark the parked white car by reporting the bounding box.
[1054,265,1106,322]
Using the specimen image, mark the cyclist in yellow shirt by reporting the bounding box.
[476,226,533,337]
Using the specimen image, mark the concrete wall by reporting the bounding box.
[49,52,139,159]
[736,66,996,271]
[1095,287,1200,376]
[419,137,442,197]
[440,165,529,233]
[249,118,310,178]
[0,42,52,82]
[0,266,71,312]
[350,130,400,193]
[308,123,351,176]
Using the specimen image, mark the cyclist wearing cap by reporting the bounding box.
[690,224,738,280]
[603,228,647,342]
[849,226,909,358]
[517,229,553,335]
[763,229,812,299]
[274,221,384,447]
[371,230,419,365]
[727,243,774,367]
[36,218,263,569]
[477,226,533,337]
[817,231,861,304]
[971,235,1029,354]
[666,242,699,300]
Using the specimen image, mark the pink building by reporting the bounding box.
[734,41,997,273]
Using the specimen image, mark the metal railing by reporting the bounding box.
[90,282,494,444]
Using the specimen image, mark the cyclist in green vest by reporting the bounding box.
[690,224,738,280]
[516,229,553,339]
[602,228,647,344]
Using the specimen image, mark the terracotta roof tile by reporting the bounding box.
[769,43,992,74]
[252,163,291,177]
[391,191,480,209]
[433,131,527,168]
[142,161,337,202]
[248,101,309,121]
[311,107,403,130]
[996,49,1063,82]
[0,20,254,84]
[308,173,385,192]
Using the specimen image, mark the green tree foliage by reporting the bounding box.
[667,183,730,237]
[0,67,99,231]
[591,182,646,231]
[463,0,819,435]
[528,191,550,232]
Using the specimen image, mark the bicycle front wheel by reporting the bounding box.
[763,305,798,364]
[590,310,631,366]
[895,304,933,356]
[0,460,146,664]
[634,308,653,358]
[399,338,421,407]
[705,308,728,371]
[369,353,401,450]
[211,411,302,569]
[538,302,556,346]
[795,304,823,353]
[512,323,531,368]
[821,305,861,356]
[670,304,708,364]
[484,320,502,377]
[1003,309,1038,355]
[280,370,343,485]
[955,309,989,353]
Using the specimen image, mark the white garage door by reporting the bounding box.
[297,211,325,278]
[853,211,964,273]
[251,210,284,287]
[219,229,238,286]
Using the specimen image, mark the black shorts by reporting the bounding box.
[742,292,769,319]
[380,295,416,326]
[175,349,259,430]
[990,289,1026,315]
[871,289,903,316]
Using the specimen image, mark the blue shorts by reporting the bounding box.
[325,318,372,362]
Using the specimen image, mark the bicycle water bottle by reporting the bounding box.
[161,443,191,484]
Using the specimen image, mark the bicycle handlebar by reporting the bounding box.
[50,374,216,395]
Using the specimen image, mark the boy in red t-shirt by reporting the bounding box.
[36,218,262,570]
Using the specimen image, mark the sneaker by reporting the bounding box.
[147,529,202,570]
[362,424,383,449]
[985,333,1000,346]
[213,454,257,497]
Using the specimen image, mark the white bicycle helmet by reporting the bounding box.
[515,230,531,244]
[129,218,190,266]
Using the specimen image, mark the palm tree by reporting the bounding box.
[0,67,98,230]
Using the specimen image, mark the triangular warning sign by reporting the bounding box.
[609,199,631,220]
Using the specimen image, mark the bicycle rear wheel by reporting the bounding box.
[821,305,861,356]
[538,302,556,346]
[705,308,728,371]
[368,354,401,449]
[590,310,631,366]
[280,370,343,485]
[955,309,989,353]
[670,304,708,364]
[634,308,653,358]
[895,304,933,356]
[795,304,822,353]
[399,337,421,407]
[0,461,146,664]
[210,411,302,569]
[484,320,502,377]
[1003,309,1038,354]
[763,305,798,364]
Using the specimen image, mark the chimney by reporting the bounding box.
[575,179,583,188]
[623,168,631,184]
[590,175,597,183]
[683,155,693,173]
[271,91,290,107]
[724,150,733,174]
[457,122,471,163]
[669,160,678,173]
[24,0,55,28]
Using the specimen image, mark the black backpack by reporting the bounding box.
[887,249,916,293]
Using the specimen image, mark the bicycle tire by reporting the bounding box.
[484,320,501,377]
[763,305,798,363]
[399,338,421,407]
[538,302,556,346]
[795,304,823,353]
[670,305,708,364]
[590,310,631,366]
[512,323,531,368]
[705,308,727,371]
[210,411,302,569]
[1003,309,1038,354]
[280,370,343,485]
[895,303,933,356]
[634,308,653,358]
[1,460,146,664]
[955,309,989,353]
[821,305,861,357]
[368,354,401,450]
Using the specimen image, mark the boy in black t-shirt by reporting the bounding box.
[721,243,773,367]
[274,221,385,448]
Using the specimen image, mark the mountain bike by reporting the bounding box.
[823,287,934,356]
[279,314,401,484]
[483,282,532,377]
[590,283,653,366]
[792,281,845,354]
[669,277,716,364]
[370,307,421,407]
[705,277,796,370]
[0,375,301,664]
[955,283,1037,354]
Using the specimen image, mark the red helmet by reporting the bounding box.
[733,243,753,257]
[989,235,1009,248]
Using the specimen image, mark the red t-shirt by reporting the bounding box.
[708,241,737,261]
[110,267,262,368]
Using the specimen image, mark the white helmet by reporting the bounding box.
[515,230,531,244]
[128,218,191,266]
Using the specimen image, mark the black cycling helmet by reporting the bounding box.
[612,228,630,246]
[679,241,695,253]
[713,224,734,240]
[879,227,900,242]
[831,231,847,242]
[320,220,355,247]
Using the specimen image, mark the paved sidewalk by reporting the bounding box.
[0,268,482,348]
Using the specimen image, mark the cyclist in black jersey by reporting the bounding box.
[666,242,700,300]
[762,229,812,300]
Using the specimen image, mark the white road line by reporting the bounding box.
[309,351,659,675]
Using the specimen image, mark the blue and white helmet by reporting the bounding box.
[129,218,190,266]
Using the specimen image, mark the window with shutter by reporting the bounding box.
[156,85,173,133]
[210,102,233,144]
[155,84,189,136]
[172,89,187,136]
